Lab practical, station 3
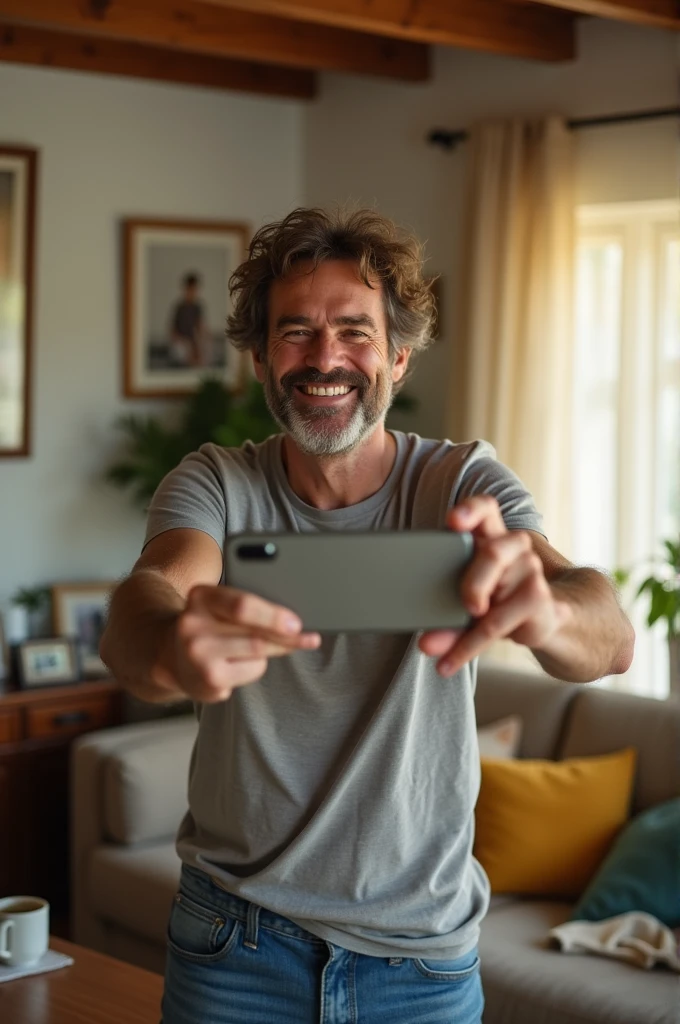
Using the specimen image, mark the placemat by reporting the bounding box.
[0,949,74,983]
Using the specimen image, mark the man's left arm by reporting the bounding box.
[419,495,635,683]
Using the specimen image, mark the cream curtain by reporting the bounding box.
[456,116,575,558]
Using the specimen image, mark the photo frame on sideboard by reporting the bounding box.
[0,146,37,457]
[52,582,115,679]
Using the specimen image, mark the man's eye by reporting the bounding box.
[284,330,310,339]
[343,330,368,339]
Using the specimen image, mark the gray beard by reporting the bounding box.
[262,368,393,457]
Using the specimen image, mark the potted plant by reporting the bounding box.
[615,538,680,699]
[10,586,51,640]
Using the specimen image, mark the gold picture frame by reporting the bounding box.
[0,146,38,457]
[52,582,116,679]
[123,217,250,398]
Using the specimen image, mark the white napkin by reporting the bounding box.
[0,949,74,984]
[549,912,680,972]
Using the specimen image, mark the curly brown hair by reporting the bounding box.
[226,207,436,362]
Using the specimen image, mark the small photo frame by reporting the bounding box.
[16,638,78,689]
[123,217,249,398]
[52,582,115,679]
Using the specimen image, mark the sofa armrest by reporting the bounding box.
[70,715,196,949]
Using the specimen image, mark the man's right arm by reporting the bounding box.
[100,528,320,705]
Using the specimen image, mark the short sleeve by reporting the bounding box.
[143,446,227,552]
[454,444,546,538]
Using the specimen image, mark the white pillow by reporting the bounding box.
[477,715,522,759]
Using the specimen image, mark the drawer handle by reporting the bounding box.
[52,711,90,727]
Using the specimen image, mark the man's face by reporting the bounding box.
[254,259,410,456]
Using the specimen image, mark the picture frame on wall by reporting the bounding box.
[123,217,249,398]
[16,638,79,690]
[52,582,115,679]
[0,146,37,458]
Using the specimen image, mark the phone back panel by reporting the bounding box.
[225,531,473,633]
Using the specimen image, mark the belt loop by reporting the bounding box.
[244,902,261,950]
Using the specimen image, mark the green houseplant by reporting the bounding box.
[615,538,680,698]
[106,377,417,508]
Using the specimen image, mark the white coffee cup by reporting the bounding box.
[0,896,50,967]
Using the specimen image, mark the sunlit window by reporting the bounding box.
[574,202,680,699]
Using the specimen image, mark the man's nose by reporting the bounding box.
[304,330,344,374]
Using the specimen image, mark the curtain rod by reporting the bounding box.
[427,106,680,150]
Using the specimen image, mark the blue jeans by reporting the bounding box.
[161,865,484,1024]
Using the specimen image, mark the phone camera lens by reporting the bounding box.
[237,543,278,560]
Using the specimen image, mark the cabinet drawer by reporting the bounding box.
[0,709,22,744]
[25,695,116,740]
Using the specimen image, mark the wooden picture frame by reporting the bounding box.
[52,582,115,679]
[0,146,37,457]
[123,217,249,398]
[16,638,79,690]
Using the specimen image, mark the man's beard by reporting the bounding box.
[262,363,395,456]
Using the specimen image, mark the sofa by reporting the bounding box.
[71,666,680,1023]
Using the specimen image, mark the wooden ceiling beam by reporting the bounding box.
[201,0,576,61]
[0,0,428,82]
[0,21,316,98]
[525,0,680,31]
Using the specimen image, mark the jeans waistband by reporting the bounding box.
[179,863,324,949]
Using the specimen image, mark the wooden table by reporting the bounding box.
[0,937,164,1023]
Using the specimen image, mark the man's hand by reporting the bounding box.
[419,496,571,677]
[153,585,321,703]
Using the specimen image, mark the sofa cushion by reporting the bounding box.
[559,687,680,813]
[89,842,181,946]
[479,899,680,1024]
[475,667,576,759]
[103,716,197,845]
[474,749,637,896]
[571,797,680,928]
[477,715,522,758]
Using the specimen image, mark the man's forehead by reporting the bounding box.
[270,259,382,300]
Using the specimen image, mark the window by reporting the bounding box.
[574,201,680,699]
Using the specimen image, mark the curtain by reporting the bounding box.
[456,116,575,559]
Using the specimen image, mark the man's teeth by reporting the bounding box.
[302,385,352,396]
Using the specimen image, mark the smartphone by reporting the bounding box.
[225,531,474,633]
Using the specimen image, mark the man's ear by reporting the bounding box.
[252,349,265,383]
[392,346,412,384]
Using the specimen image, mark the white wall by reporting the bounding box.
[0,65,303,614]
[304,18,679,441]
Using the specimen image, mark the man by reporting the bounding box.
[101,208,634,1024]
[169,272,206,367]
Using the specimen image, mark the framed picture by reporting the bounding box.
[123,217,249,398]
[52,582,115,679]
[0,146,37,457]
[16,638,78,689]
[0,611,9,684]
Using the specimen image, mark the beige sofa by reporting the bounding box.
[71,666,680,1023]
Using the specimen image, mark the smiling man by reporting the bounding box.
[101,208,634,1024]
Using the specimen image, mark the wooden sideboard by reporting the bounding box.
[0,679,123,927]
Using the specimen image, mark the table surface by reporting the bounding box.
[0,937,164,1024]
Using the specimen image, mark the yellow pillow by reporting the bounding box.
[473,748,637,897]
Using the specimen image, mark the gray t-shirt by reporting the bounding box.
[144,430,544,960]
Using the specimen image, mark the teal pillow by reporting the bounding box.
[571,797,680,928]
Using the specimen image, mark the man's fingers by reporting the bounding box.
[460,532,536,617]
[447,495,507,540]
[436,576,555,677]
[419,630,462,657]
[196,657,270,703]
[189,584,304,638]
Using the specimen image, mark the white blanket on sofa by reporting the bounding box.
[549,912,680,972]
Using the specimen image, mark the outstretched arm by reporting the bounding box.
[419,496,634,683]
